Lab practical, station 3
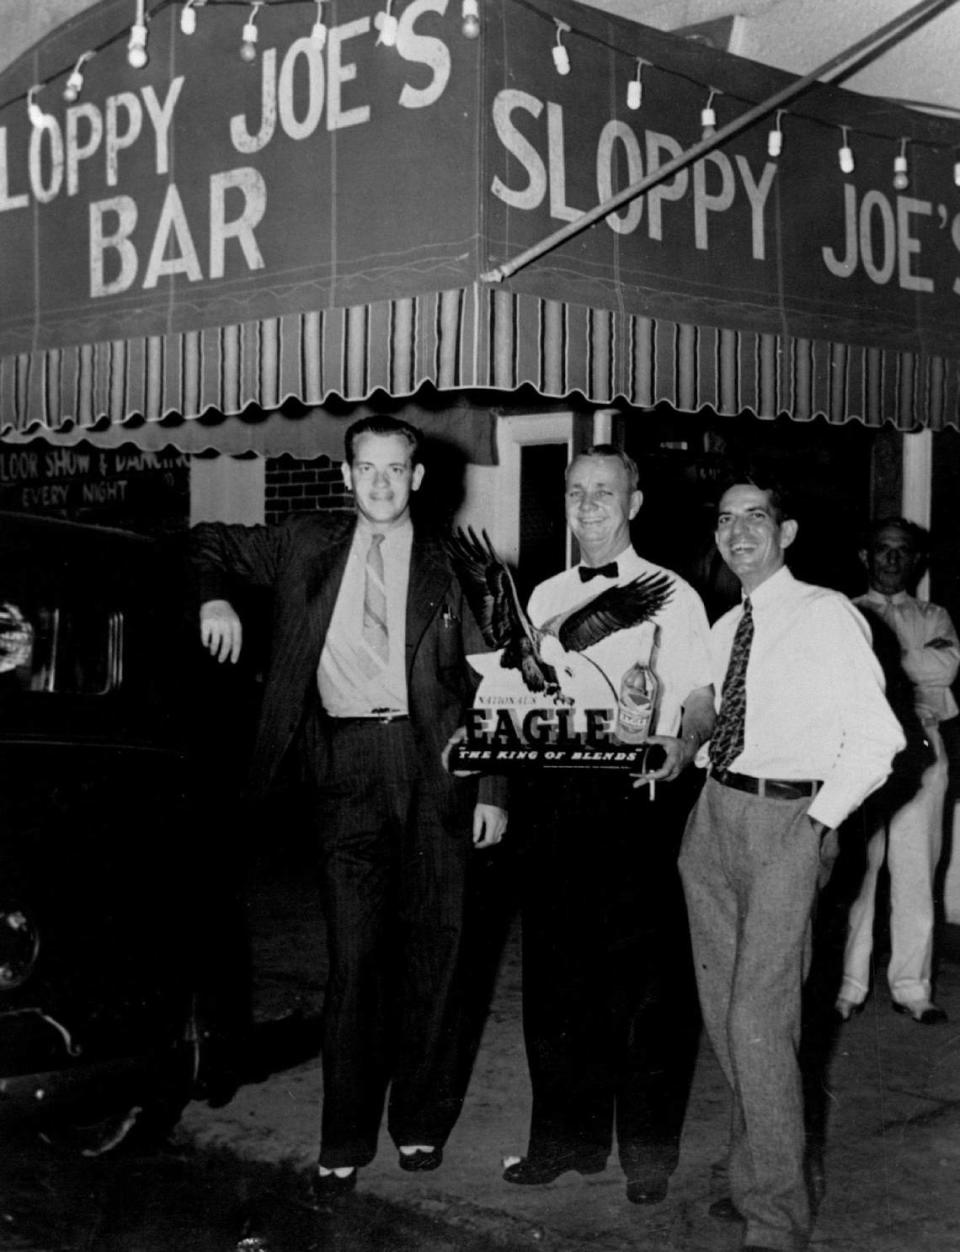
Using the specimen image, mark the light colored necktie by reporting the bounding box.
[362,533,389,669]
[710,597,753,771]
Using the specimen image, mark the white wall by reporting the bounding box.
[455,413,574,568]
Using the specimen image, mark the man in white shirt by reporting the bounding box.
[503,446,715,1206]
[836,519,959,1025]
[679,474,904,1252]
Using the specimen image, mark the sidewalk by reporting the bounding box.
[179,852,960,1252]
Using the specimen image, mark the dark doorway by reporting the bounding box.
[516,442,569,601]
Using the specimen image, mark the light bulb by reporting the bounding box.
[767,128,782,157]
[311,19,327,48]
[954,160,960,188]
[181,4,197,35]
[64,54,92,102]
[701,106,716,138]
[627,78,642,111]
[374,4,399,47]
[839,145,854,174]
[27,90,50,131]
[128,24,148,64]
[893,153,908,191]
[461,0,480,38]
[552,43,570,75]
[241,21,259,60]
[127,23,148,68]
[63,68,84,102]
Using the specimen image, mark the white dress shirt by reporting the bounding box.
[527,546,713,737]
[855,589,959,726]
[708,566,905,830]
[317,519,412,716]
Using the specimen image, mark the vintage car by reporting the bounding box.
[0,511,246,1153]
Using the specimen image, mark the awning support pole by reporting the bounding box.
[481,0,960,284]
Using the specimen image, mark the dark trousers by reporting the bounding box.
[518,774,701,1181]
[308,718,471,1169]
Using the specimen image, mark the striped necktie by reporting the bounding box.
[361,532,389,670]
[710,597,753,771]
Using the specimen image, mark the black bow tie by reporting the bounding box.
[579,562,618,582]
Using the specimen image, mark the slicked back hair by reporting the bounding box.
[568,444,641,493]
[716,464,793,525]
[344,415,423,466]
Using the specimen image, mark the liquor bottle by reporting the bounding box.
[616,623,660,744]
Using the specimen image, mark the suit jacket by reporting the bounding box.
[190,512,506,815]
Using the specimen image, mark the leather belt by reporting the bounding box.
[710,768,821,800]
[333,712,409,726]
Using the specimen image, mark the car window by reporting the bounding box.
[0,599,123,695]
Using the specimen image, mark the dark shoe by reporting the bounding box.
[806,1149,826,1211]
[503,1151,606,1185]
[707,1195,743,1222]
[892,1000,948,1025]
[625,1176,669,1205]
[398,1146,443,1172]
[312,1169,357,1205]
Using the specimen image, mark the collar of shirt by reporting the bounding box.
[740,563,793,610]
[601,544,642,582]
[576,543,635,582]
[860,587,911,611]
[354,516,414,552]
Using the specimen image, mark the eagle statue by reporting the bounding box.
[445,527,674,701]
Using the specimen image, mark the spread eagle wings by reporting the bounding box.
[445,527,674,696]
[549,573,675,652]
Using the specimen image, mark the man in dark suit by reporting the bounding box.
[191,415,507,1201]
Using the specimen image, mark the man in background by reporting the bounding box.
[679,472,904,1252]
[835,518,959,1026]
[504,445,714,1206]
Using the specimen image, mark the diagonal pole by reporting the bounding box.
[481,0,960,284]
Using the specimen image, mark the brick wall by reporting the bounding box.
[264,454,351,523]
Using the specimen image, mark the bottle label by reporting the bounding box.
[617,697,653,743]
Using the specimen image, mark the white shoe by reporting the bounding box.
[834,995,864,1021]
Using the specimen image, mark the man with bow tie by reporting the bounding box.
[836,518,960,1026]
[503,444,715,1205]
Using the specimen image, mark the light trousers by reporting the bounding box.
[679,777,822,1252]
[840,723,948,1007]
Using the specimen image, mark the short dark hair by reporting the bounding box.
[715,463,793,525]
[861,516,927,555]
[344,415,423,465]
[568,444,640,492]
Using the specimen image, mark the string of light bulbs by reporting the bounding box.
[6,0,960,190]
[517,0,960,191]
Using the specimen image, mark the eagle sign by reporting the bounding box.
[445,527,674,707]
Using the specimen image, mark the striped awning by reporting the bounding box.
[4,0,960,456]
[3,285,958,457]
